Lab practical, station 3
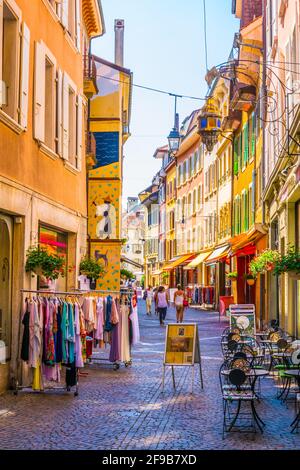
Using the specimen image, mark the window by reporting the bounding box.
[233,135,239,175]
[188,193,192,217]
[193,189,197,214]
[197,185,202,210]
[194,151,198,174]
[68,86,76,165]
[249,184,254,226]
[183,161,187,183]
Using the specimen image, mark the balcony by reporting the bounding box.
[83,54,98,99]
[86,132,97,170]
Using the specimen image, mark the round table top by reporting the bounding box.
[221,369,269,377]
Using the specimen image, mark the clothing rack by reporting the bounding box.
[15,289,85,397]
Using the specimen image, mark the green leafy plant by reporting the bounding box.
[227,271,238,279]
[25,246,65,281]
[162,272,169,281]
[120,268,135,280]
[249,249,281,277]
[273,246,300,276]
[141,274,145,289]
[79,256,106,281]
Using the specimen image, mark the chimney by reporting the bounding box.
[114,19,124,67]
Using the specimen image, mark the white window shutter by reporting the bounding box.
[34,41,45,142]
[20,22,30,128]
[57,68,63,156]
[62,72,69,160]
[61,0,68,29]
[76,95,83,170]
[75,0,81,52]
[0,0,3,107]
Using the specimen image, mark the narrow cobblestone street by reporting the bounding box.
[0,301,299,450]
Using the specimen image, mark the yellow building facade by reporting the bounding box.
[88,46,132,291]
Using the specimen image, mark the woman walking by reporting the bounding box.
[145,286,153,315]
[155,286,169,325]
[174,284,186,323]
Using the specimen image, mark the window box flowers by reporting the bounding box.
[227,271,238,281]
[273,247,300,279]
[249,250,281,277]
[25,246,65,282]
[79,256,106,289]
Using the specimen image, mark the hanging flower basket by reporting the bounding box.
[272,247,300,278]
[25,246,65,281]
[247,279,255,286]
[249,250,281,277]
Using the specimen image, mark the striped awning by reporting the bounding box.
[183,251,212,270]
[163,254,195,271]
[205,245,230,263]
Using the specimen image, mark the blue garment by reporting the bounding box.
[104,296,113,332]
[67,303,75,364]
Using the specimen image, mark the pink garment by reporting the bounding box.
[74,303,84,368]
[95,298,104,340]
[111,299,119,325]
[42,363,61,382]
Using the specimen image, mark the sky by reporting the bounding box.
[92,0,239,204]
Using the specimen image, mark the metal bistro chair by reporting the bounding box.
[277,347,300,405]
[220,365,264,438]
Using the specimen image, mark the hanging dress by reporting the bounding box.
[120,303,131,363]
[109,299,120,363]
[129,294,140,346]
[74,303,84,368]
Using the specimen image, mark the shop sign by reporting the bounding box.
[163,323,203,392]
[164,324,199,365]
[229,304,256,336]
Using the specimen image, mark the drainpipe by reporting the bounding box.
[260,0,267,328]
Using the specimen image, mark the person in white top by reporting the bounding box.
[145,286,153,315]
[174,284,186,323]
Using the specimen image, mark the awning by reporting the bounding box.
[229,224,268,256]
[183,251,212,270]
[163,254,196,271]
[205,245,230,264]
[121,256,144,270]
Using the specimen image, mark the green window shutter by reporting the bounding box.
[238,196,241,234]
[245,191,249,232]
[239,132,243,172]
[251,112,256,157]
[234,137,239,175]
[244,122,249,166]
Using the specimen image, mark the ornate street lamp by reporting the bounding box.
[167,95,181,156]
[197,97,222,153]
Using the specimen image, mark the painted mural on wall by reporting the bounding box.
[88,180,120,240]
[91,242,121,291]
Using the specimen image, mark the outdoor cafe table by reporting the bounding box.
[221,368,269,393]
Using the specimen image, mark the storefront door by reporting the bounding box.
[0,214,13,360]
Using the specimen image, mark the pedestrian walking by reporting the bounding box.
[145,286,153,315]
[153,286,158,315]
[155,286,170,325]
[174,284,186,323]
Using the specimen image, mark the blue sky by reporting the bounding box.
[92,0,239,203]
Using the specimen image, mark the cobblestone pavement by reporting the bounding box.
[0,301,299,450]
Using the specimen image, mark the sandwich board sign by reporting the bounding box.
[163,323,203,393]
[229,304,256,336]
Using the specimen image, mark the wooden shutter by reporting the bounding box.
[62,72,69,160]
[61,0,68,28]
[75,0,81,52]
[0,0,3,107]
[20,22,30,128]
[34,41,45,142]
[76,95,83,170]
[234,136,239,175]
[57,68,63,156]
[243,122,249,166]
[251,112,256,157]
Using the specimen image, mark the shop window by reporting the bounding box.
[2,2,19,120]
[39,225,68,291]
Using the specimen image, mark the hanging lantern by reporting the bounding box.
[197,97,222,152]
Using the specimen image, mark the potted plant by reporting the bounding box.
[273,246,300,280]
[25,246,65,288]
[227,271,238,281]
[249,249,281,277]
[162,272,169,285]
[244,273,256,286]
[79,256,106,290]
